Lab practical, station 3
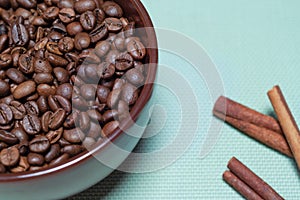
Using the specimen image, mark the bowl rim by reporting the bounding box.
[0,0,158,182]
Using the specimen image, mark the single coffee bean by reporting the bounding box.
[63,111,79,129]
[118,100,130,121]
[34,59,53,73]
[58,37,74,53]
[0,130,18,145]
[78,111,90,132]
[46,127,63,144]
[61,144,83,156]
[87,109,102,122]
[97,85,110,104]
[11,21,29,46]
[97,62,115,79]
[0,34,8,53]
[13,80,36,99]
[112,78,126,90]
[43,6,59,21]
[48,31,63,42]
[11,128,28,143]
[127,40,146,60]
[57,0,74,8]
[0,79,10,97]
[87,122,101,139]
[95,40,110,57]
[37,96,49,114]
[22,114,41,135]
[53,67,69,84]
[46,41,63,55]
[105,49,119,64]
[0,103,13,125]
[29,136,50,153]
[89,23,108,43]
[0,70,6,79]
[41,111,52,132]
[49,108,66,130]
[66,22,83,36]
[101,120,119,137]
[115,52,133,71]
[80,11,96,31]
[49,153,69,166]
[34,73,54,84]
[24,101,39,115]
[56,83,73,100]
[83,64,99,82]
[74,32,91,51]
[112,36,126,51]
[82,137,95,149]
[102,1,123,18]
[16,0,36,9]
[37,84,56,97]
[0,53,12,69]
[105,17,122,32]
[6,68,26,84]
[125,68,145,86]
[27,152,44,166]
[29,164,48,171]
[121,83,139,105]
[0,146,20,167]
[47,52,68,67]
[45,143,60,163]
[0,95,14,105]
[10,101,26,120]
[80,84,96,101]
[32,16,48,26]
[107,88,121,109]
[18,140,29,156]
[74,0,96,14]
[102,109,118,123]
[63,128,85,143]
[18,54,35,74]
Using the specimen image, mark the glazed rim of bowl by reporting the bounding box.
[0,0,158,182]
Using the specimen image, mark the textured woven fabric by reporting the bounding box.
[69,0,300,199]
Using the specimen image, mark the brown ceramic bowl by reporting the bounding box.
[0,1,158,199]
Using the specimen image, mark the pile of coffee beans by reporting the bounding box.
[0,0,147,173]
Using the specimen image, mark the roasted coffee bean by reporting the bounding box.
[61,144,83,156]
[87,121,101,139]
[83,64,99,81]
[49,153,69,166]
[121,83,139,105]
[105,49,119,64]
[125,68,145,86]
[6,68,26,84]
[34,73,54,84]
[59,8,75,23]
[107,88,121,109]
[11,21,29,46]
[16,0,36,9]
[63,111,79,129]
[46,127,63,144]
[0,34,8,52]
[97,85,110,104]
[112,78,126,90]
[115,52,133,71]
[10,101,26,119]
[0,79,10,97]
[45,143,60,163]
[48,95,71,114]
[56,83,73,100]
[63,128,85,143]
[105,17,122,32]
[0,95,14,105]
[22,114,41,135]
[74,32,90,51]
[49,108,66,130]
[118,100,130,121]
[0,146,20,167]
[0,130,18,145]
[29,136,50,153]
[82,137,95,149]
[34,59,52,73]
[112,36,125,51]
[78,111,90,132]
[102,1,123,18]
[37,96,49,114]
[97,62,115,79]
[58,37,74,53]
[34,37,48,51]
[47,52,68,67]
[66,22,83,36]
[0,103,13,125]
[87,109,102,122]
[74,0,96,14]
[27,152,44,166]
[18,140,29,156]
[32,16,48,26]
[95,40,110,57]
[13,80,36,99]
[80,11,96,31]
[18,54,35,74]
[102,120,119,137]
[89,23,108,43]
[24,101,39,115]
[127,40,146,60]
[48,31,63,42]
[57,0,74,8]
[41,111,51,133]
[10,156,30,173]
[53,67,69,84]
[29,164,48,171]
[80,84,96,101]
[46,41,63,55]
[72,94,88,110]
[102,109,118,123]
[43,6,59,21]
[11,128,28,143]
[37,84,56,97]
[0,53,12,69]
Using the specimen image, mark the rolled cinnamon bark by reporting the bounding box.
[223,170,263,200]
[268,85,300,169]
[228,157,284,200]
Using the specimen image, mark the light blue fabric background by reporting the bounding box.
[71,0,300,199]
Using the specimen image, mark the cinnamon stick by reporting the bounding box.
[213,96,292,157]
[228,157,284,200]
[268,85,300,169]
[223,170,263,200]
[214,96,282,134]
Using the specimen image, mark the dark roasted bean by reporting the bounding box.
[0,146,20,167]
[46,41,63,55]
[53,67,69,84]
[0,79,10,97]
[33,59,53,74]
[37,84,56,97]
[0,103,13,125]
[74,0,96,14]
[127,40,146,60]
[0,53,12,69]
[80,11,96,31]
[74,32,90,51]
[6,68,26,84]
[27,152,44,166]
[0,130,18,145]
[11,127,28,142]
[107,88,121,109]
[49,108,66,130]
[102,1,123,18]
[78,111,90,132]
[13,80,36,99]
[18,54,35,74]
[0,34,8,52]
[89,23,108,43]
[80,84,96,101]
[115,52,133,71]
[22,114,41,135]
[47,52,68,67]
[43,6,59,21]
[46,127,63,144]
[66,22,83,36]
[34,73,54,84]
[45,143,60,163]
[11,20,29,46]
[97,62,115,79]
[101,120,119,137]
[61,144,83,156]
[105,17,122,32]
[37,96,49,114]
[49,153,69,166]
[59,8,75,23]
[102,109,118,123]
[63,128,85,143]
[95,40,110,57]
[125,68,145,86]
[63,111,79,129]
[29,136,50,153]
[57,0,74,8]
[16,0,36,9]
[97,85,110,104]
[121,83,139,105]
[56,83,73,100]
[24,101,39,115]
[87,109,102,122]
[58,37,74,53]
[10,101,26,119]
